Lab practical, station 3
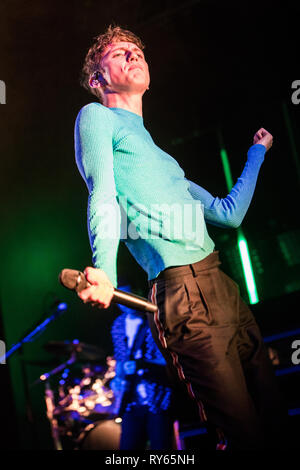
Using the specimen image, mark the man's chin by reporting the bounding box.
[128,82,149,94]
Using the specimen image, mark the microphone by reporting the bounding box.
[59,269,158,313]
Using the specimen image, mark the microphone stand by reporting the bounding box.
[2,302,68,362]
[1,302,68,449]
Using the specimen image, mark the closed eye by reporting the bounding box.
[111,50,144,60]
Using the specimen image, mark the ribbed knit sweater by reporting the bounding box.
[75,103,266,286]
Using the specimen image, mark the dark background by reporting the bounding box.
[0,0,299,449]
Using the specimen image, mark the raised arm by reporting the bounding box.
[75,103,121,288]
[187,129,273,228]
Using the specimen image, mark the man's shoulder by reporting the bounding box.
[74,103,117,141]
[75,101,114,127]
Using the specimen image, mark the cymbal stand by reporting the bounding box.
[44,381,63,450]
[38,352,77,450]
[37,352,76,384]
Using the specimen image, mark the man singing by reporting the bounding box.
[74,25,287,450]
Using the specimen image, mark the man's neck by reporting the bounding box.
[103,91,143,117]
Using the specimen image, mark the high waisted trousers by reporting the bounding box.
[147,251,288,450]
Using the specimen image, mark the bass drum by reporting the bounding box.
[80,419,121,450]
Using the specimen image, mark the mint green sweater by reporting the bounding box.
[75,103,265,286]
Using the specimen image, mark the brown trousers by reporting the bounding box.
[147,251,288,450]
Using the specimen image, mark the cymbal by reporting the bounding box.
[44,340,105,362]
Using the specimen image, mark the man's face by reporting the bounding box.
[99,41,150,95]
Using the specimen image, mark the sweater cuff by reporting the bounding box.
[247,144,266,163]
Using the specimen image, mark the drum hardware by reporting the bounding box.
[33,352,77,385]
[35,341,120,450]
[44,381,63,450]
[31,350,77,449]
[2,300,69,447]
[43,339,105,362]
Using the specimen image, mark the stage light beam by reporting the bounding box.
[219,142,259,304]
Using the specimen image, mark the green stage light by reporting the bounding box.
[237,228,259,304]
[220,148,234,191]
[219,144,259,304]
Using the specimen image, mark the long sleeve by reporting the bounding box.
[74,103,121,286]
[187,144,266,228]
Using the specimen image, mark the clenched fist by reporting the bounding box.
[78,267,114,309]
[253,128,273,152]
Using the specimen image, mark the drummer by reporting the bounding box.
[110,284,174,450]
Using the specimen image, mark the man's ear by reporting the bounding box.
[89,71,107,89]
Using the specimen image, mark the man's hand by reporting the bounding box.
[253,128,273,152]
[78,267,114,309]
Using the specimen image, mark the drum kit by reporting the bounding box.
[38,339,121,450]
[6,270,158,450]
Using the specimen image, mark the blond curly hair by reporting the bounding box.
[81,25,145,103]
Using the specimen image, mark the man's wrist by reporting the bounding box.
[247,143,266,162]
